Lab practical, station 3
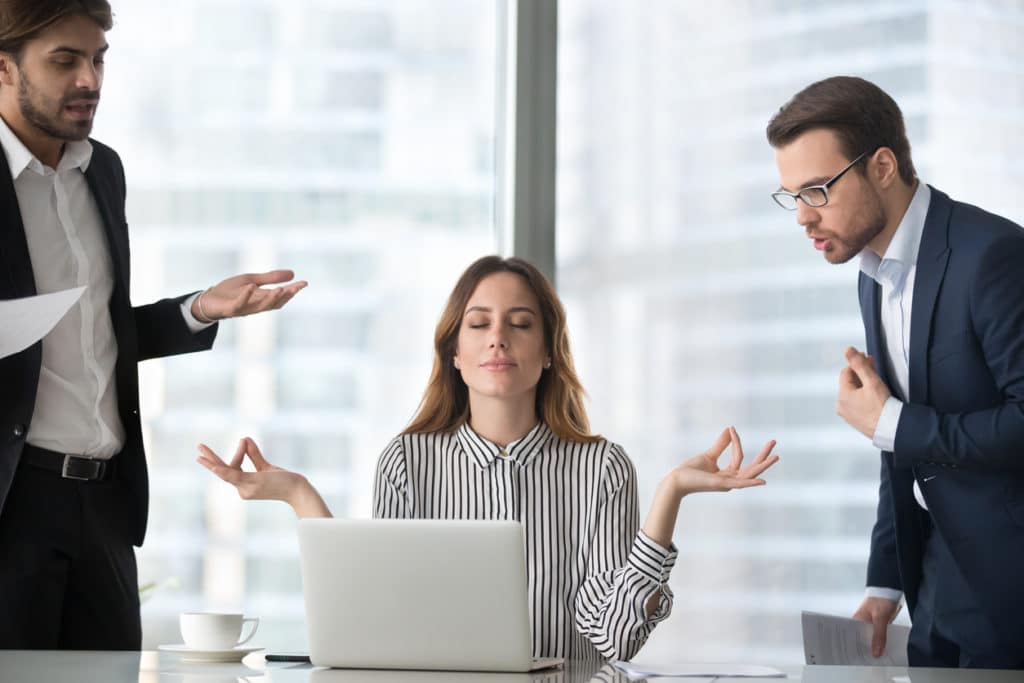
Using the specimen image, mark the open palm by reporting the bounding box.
[670,426,779,494]
[197,436,305,502]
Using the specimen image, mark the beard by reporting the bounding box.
[18,70,99,142]
[821,187,888,264]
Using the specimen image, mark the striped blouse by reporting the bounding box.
[372,421,678,662]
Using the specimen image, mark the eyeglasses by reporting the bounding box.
[771,151,868,211]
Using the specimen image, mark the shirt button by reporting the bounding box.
[13,424,25,437]
[499,449,509,458]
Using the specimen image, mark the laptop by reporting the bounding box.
[297,518,564,672]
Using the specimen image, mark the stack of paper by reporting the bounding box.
[801,610,910,666]
[0,287,85,359]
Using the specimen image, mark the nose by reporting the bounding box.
[795,200,820,228]
[76,62,102,91]
[488,322,509,350]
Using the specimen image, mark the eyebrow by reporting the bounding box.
[779,175,831,193]
[49,44,109,57]
[465,306,537,315]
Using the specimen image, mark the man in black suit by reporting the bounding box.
[0,1,306,649]
[768,77,1024,668]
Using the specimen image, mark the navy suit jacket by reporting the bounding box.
[0,138,217,547]
[860,185,1024,645]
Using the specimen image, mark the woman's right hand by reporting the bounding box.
[197,437,332,517]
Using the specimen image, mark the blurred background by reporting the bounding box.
[94,0,1024,662]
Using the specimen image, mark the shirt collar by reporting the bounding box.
[0,115,93,179]
[456,420,554,469]
[859,182,931,291]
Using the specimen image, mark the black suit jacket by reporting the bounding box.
[0,138,217,547]
[860,186,1024,646]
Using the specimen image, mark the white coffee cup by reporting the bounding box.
[180,611,259,650]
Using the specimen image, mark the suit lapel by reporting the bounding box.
[908,186,952,404]
[859,272,892,389]
[0,146,35,298]
[84,152,129,291]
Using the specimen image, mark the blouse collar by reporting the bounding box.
[456,420,555,469]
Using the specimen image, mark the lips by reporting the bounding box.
[807,233,833,252]
[480,360,517,370]
[64,101,98,121]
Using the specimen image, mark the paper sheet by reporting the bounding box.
[612,660,785,680]
[0,287,85,359]
[801,610,910,666]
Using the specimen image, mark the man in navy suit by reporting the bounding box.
[766,76,1024,668]
[0,0,306,649]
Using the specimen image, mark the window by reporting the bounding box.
[97,0,501,650]
[557,0,1024,663]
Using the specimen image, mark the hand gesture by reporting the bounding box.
[197,437,306,503]
[837,346,891,439]
[666,426,780,496]
[191,269,307,322]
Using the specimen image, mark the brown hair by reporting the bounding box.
[403,255,600,443]
[766,76,916,186]
[0,0,113,61]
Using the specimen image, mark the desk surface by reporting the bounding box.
[0,650,1020,683]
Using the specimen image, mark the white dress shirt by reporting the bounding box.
[858,181,931,603]
[374,422,677,662]
[0,117,209,460]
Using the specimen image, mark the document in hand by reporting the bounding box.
[613,660,785,680]
[0,287,85,359]
[801,610,910,666]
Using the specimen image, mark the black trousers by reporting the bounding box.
[908,517,1022,669]
[0,462,141,649]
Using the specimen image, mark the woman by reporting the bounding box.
[197,256,779,662]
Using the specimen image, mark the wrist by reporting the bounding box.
[286,474,314,508]
[192,288,216,323]
[657,475,686,505]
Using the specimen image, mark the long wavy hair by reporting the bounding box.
[403,256,599,443]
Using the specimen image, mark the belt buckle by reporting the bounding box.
[61,454,93,481]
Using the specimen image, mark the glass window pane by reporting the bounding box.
[557,0,1024,664]
[98,0,501,650]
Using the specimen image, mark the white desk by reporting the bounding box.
[0,650,1020,683]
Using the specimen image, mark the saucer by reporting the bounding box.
[158,643,263,663]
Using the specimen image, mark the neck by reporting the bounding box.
[867,179,918,258]
[0,108,65,169]
[467,391,539,447]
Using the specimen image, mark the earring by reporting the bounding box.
[454,358,461,369]
[544,360,551,369]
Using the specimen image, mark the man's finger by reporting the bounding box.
[847,352,878,383]
[839,365,862,389]
[246,269,296,286]
[871,615,888,658]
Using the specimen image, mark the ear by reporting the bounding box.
[0,53,18,87]
[870,147,901,190]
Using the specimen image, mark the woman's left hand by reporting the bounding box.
[665,426,779,496]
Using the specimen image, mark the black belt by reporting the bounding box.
[19,444,115,482]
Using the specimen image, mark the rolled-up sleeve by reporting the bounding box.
[574,445,678,661]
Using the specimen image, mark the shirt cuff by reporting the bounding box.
[865,586,903,603]
[627,529,678,584]
[181,292,215,333]
[871,397,903,452]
